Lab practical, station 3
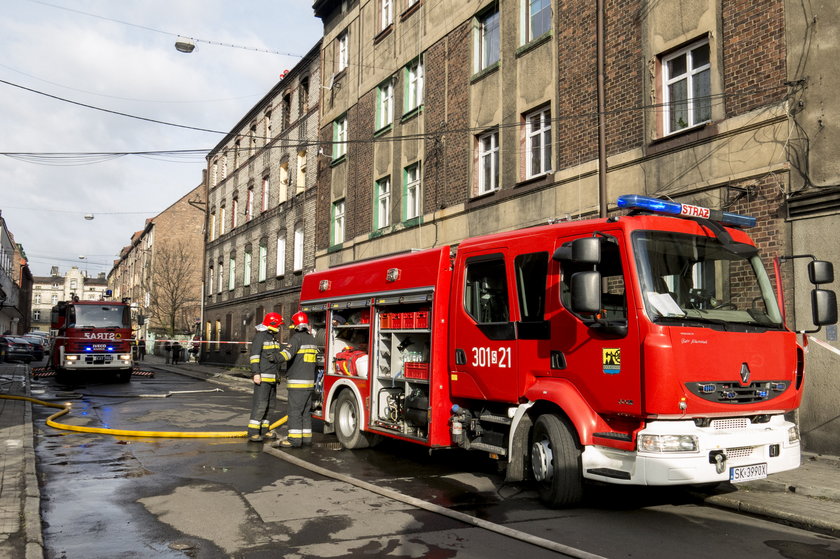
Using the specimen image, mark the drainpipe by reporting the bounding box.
[597,0,607,218]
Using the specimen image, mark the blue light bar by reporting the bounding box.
[617,194,757,228]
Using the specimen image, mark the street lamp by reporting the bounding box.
[175,37,196,53]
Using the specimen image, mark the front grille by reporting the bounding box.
[686,380,787,404]
[712,418,749,430]
[725,446,755,460]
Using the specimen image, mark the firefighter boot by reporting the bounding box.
[247,421,263,443]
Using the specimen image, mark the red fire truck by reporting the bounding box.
[49,297,134,383]
[300,195,837,507]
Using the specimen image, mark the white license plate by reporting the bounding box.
[730,463,767,483]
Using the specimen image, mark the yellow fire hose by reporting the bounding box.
[1,394,287,438]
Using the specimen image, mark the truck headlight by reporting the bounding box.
[788,425,800,443]
[118,354,132,361]
[64,355,78,362]
[638,434,698,453]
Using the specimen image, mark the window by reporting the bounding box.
[51,295,58,305]
[212,160,218,186]
[208,266,214,295]
[377,80,394,130]
[264,111,272,143]
[375,176,391,229]
[70,279,77,289]
[337,31,349,72]
[243,249,252,287]
[258,240,267,282]
[515,252,548,321]
[231,197,239,229]
[299,77,310,114]
[293,224,304,272]
[333,199,346,245]
[279,163,289,204]
[276,237,286,276]
[220,203,227,235]
[560,238,627,322]
[333,116,347,159]
[404,163,421,220]
[209,210,217,240]
[525,107,551,178]
[296,151,307,192]
[464,256,509,323]
[478,130,499,194]
[261,177,269,212]
[525,0,551,42]
[281,93,292,130]
[222,152,228,179]
[246,187,254,221]
[380,0,393,30]
[662,39,711,134]
[33,310,41,321]
[34,294,41,305]
[405,57,424,113]
[476,8,500,72]
[228,256,236,291]
[217,263,224,294]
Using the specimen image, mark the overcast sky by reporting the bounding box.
[1,0,323,278]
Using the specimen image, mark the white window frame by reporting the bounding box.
[477,130,499,195]
[405,58,424,113]
[293,224,304,272]
[258,241,267,282]
[333,199,346,245]
[404,163,421,220]
[279,163,289,204]
[246,187,254,222]
[208,266,214,295]
[219,204,227,236]
[296,151,307,192]
[662,38,712,135]
[381,0,393,30]
[228,256,236,291]
[525,106,552,178]
[377,80,394,130]
[209,210,216,240]
[218,263,224,294]
[333,117,348,159]
[476,8,500,72]
[231,197,239,229]
[375,177,391,229]
[243,250,252,287]
[337,32,349,72]
[261,177,269,212]
[276,237,286,277]
[523,0,551,43]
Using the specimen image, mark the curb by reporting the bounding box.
[22,378,44,559]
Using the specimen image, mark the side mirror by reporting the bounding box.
[553,237,602,264]
[571,271,602,314]
[808,261,834,285]
[812,289,838,326]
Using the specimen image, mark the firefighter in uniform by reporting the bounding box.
[275,311,318,448]
[247,312,284,443]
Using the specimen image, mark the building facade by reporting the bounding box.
[30,267,108,333]
[311,0,840,452]
[203,41,322,366]
[0,212,32,335]
[108,183,205,348]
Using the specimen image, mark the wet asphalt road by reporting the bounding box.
[29,366,840,559]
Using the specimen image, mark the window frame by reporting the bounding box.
[333,116,348,160]
[243,249,252,287]
[403,163,421,221]
[477,129,499,195]
[661,38,712,135]
[525,106,552,179]
[404,57,424,114]
[293,224,304,272]
[381,0,394,30]
[337,31,349,73]
[276,237,286,277]
[376,79,395,130]
[333,199,346,245]
[475,8,500,72]
[523,0,551,43]
[258,240,267,282]
[375,176,392,230]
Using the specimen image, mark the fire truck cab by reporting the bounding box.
[300,195,836,507]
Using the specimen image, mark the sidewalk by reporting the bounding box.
[1,358,838,559]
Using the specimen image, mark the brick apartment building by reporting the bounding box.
[203,41,322,366]
[310,0,840,452]
[108,183,205,350]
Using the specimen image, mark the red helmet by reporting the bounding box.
[261,312,284,331]
[291,311,310,330]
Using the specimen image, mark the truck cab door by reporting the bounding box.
[449,249,520,403]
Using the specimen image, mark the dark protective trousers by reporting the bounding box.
[286,388,313,447]
[248,381,277,438]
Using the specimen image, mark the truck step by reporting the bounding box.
[469,441,507,456]
[478,413,512,425]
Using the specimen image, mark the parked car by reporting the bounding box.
[0,336,34,363]
[21,336,46,360]
[27,331,52,353]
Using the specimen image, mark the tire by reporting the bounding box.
[334,390,373,449]
[116,370,132,383]
[530,414,584,507]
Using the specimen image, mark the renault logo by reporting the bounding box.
[740,363,751,385]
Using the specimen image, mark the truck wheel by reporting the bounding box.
[116,370,132,383]
[530,414,583,507]
[334,391,373,449]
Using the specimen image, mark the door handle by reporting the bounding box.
[455,349,466,365]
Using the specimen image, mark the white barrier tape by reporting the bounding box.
[808,336,840,357]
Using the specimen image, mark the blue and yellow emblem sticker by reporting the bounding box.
[602,348,621,374]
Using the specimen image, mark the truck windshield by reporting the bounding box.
[632,231,783,328]
[72,305,130,328]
